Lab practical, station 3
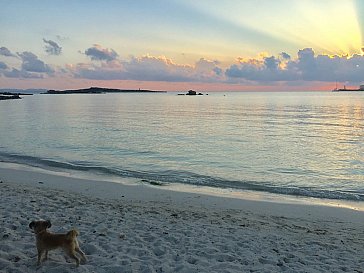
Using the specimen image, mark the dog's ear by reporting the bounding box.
[46,220,52,228]
[29,221,35,229]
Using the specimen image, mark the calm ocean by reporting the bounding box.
[0,92,363,202]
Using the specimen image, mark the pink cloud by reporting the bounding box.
[2,44,364,90]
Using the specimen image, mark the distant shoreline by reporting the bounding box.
[0,94,22,100]
[43,87,167,94]
[332,89,364,92]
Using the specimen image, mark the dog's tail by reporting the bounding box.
[66,229,79,239]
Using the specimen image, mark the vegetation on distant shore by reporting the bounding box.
[0,87,208,99]
[44,87,167,94]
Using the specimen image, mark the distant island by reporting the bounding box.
[0,94,22,100]
[0,88,45,94]
[43,87,167,94]
[0,92,33,96]
[0,91,34,101]
[332,84,364,92]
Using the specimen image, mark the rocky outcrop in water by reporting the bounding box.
[184,90,204,96]
[0,95,22,100]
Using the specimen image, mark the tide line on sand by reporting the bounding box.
[0,166,364,273]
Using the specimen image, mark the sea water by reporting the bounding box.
[0,92,363,202]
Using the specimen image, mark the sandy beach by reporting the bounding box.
[0,165,363,273]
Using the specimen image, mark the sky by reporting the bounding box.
[0,0,364,91]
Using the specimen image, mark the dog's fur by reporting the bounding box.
[29,220,86,267]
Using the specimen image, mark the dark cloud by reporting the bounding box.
[0,46,16,57]
[264,56,279,70]
[0,61,8,70]
[17,51,54,74]
[84,45,118,62]
[297,48,315,69]
[0,51,54,78]
[43,39,62,55]
[226,48,364,83]
[225,57,291,82]
[279,52,291,60]
[225,64,242,78]
[213,67,223,76]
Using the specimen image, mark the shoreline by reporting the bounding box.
[1,164,364,272]
[1,162,364,221]
[1,161,364,212]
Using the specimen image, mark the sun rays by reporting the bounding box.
[183,0,362,56]
[293,1,362,55]
[1,0,364,90]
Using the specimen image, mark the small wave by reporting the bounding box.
[0,152,363,202]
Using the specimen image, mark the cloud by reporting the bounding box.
[0,61,8,70]
[43,39,62,55]
[73,55,194,82]
[17,51,54,74]
[70,54,224,83]
[279,52,291,60]
[225,56,285,81]
[226,48,364,83]
[2,68,44,78]
[84,44,118,62]
[264,56,279,70]
[6,44,362,85]
[194,58,223,79]
[0,50,54,79]
[0,46,16,57]
[195,58,219,71]
[213,67,223,76]
[123,55,193,81]
[56,35,69,41]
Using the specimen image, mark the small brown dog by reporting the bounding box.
[29,220,87,266]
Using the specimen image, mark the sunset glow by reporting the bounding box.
[0,0,363,91]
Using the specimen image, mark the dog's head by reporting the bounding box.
[29,220,52,234]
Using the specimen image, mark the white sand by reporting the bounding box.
[0,165,364,273]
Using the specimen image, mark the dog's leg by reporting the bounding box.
[37,249,43,266]
[67,250,80,267]
[76,247,87,263]
[44,250,48,261]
